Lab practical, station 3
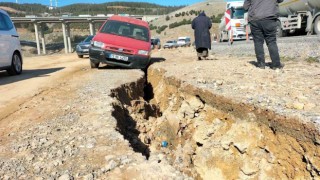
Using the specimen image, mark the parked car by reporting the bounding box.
[151,37,161,49]
[76,35,94,58]
[177,37,191,47]
[163,40,178,49]
[0,9,23,75]
[89,15,151,69]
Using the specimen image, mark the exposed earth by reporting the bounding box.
[0,35,320,179]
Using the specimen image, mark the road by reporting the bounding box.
[0,53,188,179]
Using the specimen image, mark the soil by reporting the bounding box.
[0,41,319,179]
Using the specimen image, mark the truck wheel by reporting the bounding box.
[90,60,99,68]
[276,21,286,37]
[314,16,320,35]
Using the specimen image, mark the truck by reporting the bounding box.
[277,0,320,37]
[219,0,246,42]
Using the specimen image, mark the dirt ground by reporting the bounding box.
[0,45,319,179]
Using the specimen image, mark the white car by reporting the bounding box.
[0,9,23,75]
[177,37,191,47]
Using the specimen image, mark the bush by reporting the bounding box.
[156,25,168,34]
[165,15,170,21]
[149,24,157,30]
[169,19,192,29]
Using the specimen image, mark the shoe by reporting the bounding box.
[256,62,265,69]
[270,63,284,70]
[198,57,202,60]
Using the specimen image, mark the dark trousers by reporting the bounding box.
[250,19,281,66]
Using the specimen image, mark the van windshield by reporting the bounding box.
[100,20,149,42]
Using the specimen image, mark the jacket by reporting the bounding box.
[192,12,212,49]
[243,0,284,22]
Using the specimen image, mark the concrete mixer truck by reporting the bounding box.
[277,0,320,36]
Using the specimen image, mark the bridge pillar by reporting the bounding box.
[62,22,68,54]
[40,23,46,55]
[89,22,95,35]
[34,23,41,55]
[67,24,72,53]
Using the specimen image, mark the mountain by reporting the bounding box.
[0,2,184,17]
[149,0,226,42]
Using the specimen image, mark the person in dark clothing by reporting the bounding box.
[244,0,284,69]
[192,11,212,60]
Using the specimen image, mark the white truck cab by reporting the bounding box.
[219,1,247,42]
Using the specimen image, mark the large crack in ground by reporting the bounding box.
[110,67,320,179]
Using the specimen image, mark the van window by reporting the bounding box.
[0,12,14,31]
[100,20,149,42]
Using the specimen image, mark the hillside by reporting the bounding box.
[150,0,226,43]
[0,2,184,16]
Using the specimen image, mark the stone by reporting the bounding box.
[58,174,71,180]
[240,161,259,176]
[105,155,115,162]
[234,142,250,154]
[186,96,205,112]
[178,101,194,119]
[83,173,94,180]
[105,160,118,171]
[293,102,304,110]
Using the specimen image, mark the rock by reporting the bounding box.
[83,173,94,180]
[293,102,304,110]
[165,114,180,135]
[58,174,71,180]
[240,161,259,176]
[186,96,205,112]
[178,101,194,119]
[105,155,115,162]
[105,160,118,171]
[233,142,249,154]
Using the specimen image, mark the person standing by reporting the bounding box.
[244,0,284,69]
[192,11,212,60]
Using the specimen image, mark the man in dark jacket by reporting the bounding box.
[244,0,284,69]
[192,11,212,60]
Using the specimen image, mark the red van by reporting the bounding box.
[89,15,151,69]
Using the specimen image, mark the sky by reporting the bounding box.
[0,0,207,7]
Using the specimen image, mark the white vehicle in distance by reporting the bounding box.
[177,37,191,47]
[163,40,178,49]
[0,9,23,75]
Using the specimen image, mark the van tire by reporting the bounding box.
[78,55,83,58]
[90,60,99,68]
[7,52,22,75]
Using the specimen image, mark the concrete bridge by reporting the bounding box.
[11,15,143,55]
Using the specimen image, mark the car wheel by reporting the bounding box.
[90,60,99,68]
[7,52,22,75]
[78,55,84,58]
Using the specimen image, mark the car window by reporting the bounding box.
[100,20,149,42]
[0,12,14,31]
[83,36,93,42]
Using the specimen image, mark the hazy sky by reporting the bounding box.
[1,0,206,7]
